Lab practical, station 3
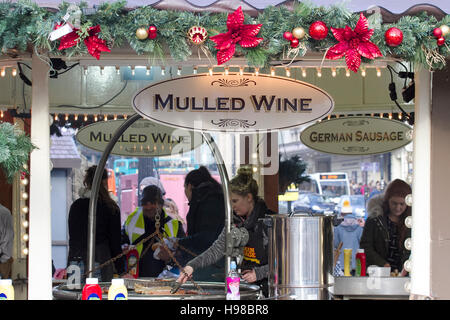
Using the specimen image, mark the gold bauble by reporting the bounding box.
[440,25,450,37]
[292,27,306,40]
[136,27,149,40]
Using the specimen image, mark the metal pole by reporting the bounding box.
[201,132,232,292]
[86,113,142,278]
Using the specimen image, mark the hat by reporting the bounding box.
[141,185,164,206]
[139,176,166,195]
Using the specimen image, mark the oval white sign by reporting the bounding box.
[132,73,334,133]
[300,117,413,155]
[76,119,204,157]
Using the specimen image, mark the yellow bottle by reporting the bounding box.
[343,248,352,276]
[0,279,14,300]
[108,278,128,300]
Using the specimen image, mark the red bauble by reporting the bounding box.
[290,38,299,48]
[437,37,445,46]
[433,27,443,38]
[385,27,403,47]
[283,31,294,41]
[309,21,328,40]
[148,25,157,39]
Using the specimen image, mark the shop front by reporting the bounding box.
[0,0,449,301]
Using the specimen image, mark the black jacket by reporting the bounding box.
[360,194,411,268]
[177,181,225,260]
[68,193,125,277]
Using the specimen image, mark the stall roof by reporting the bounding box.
[9,0,449,18]
[50,128,81,169]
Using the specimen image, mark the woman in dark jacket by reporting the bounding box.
[175,166,225,281]
[177,166,274,296]
[67,166,125,282]
[360,179,412,275]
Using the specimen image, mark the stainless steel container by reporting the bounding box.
[267,213,334,300]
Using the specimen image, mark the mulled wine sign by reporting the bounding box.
[76,119,204,157]
[300,116,413,155]
[132,73,334,133]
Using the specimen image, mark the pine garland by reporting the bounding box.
[0,122,37,182]
[0,0,449,69]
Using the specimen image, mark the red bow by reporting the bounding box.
[326,13,382,72]
[210,6,263,65]
[58,25,110,60]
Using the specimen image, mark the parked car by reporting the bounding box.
[336,195,367,218]
[292,192,336,215]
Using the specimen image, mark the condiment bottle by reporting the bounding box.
[343,248,352,276]
[0,279,14,300]
[108,278,128,300]
[226,261,240,300]
[82,278,102,300]
[355,249,367,276]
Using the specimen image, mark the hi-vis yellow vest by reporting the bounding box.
[124,207,179,256]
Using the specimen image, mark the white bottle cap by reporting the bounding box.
[230,261,237,269]
[0,279,12,286]
[111,278,124,286]
[86,278,98,285]
[357,249,365,253]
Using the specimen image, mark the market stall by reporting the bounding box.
[0,0,449,300]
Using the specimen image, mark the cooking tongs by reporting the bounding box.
[170,281,182,294]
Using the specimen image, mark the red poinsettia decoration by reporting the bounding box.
[58,25,110,60]
[209,6,263,65]
[326,13,382,72]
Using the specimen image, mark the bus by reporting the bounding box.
[300,172,350,203]
[114,158,139,176]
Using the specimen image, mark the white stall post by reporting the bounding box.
[28,54,52,300]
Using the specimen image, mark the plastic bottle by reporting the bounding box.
[0,279,14,300]
[343,248,352,276]
[108,278,128,300]
[126,248,139,279]
[82,278,102,300]
[226,261,240,300]
[355,249,367,276]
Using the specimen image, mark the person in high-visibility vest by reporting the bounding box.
[122,185,185,277]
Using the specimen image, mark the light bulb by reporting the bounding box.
[23,248,28,255]
[316,68,322,77]
[12,68,17,77]
[404,259,411,272]
[301,68,306,78]
[285,68,290,77]
[116,66,120,74]
[239,67,244,75]
[113,114,117,120]
[404,238,412,250]
[405,216,413,228]
[22,206,29,214]
[346,69,350,77]
[0,68,5,77]
[209,67,213,76]
[225,67,229,75]
[254,68,259,76]
[104,114,108,121]
[146,66,150,75]
[177,67,181,76]
[193,67,198,74]
[252,167,258,173]
[361,68,366,77]
[405,194,412,206]
[22,192,28,200]
[22,221,29,228]
[131,66,135,76]
[23,234,29,241]
[161,67,165,75]
[331,68,336,77]
[376,68,381,77]
[21,178,29,186]
[270,68,275,76]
